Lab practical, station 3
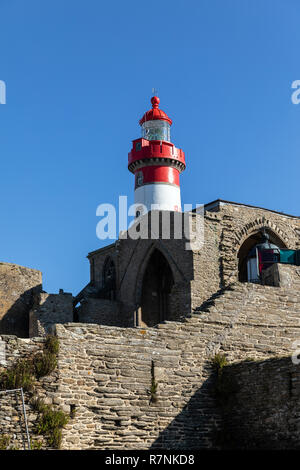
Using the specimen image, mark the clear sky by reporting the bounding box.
[0,0,299,294]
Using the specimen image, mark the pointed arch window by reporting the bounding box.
[102,257,116,300]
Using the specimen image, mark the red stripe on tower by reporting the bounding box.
[134,166,180,189]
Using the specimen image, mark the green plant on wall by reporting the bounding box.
[148,361,158,404]
[0,359,35,392]
[34,351,57,379]
[0,334,69,450]
[212,352,228,370]
[30,438,43,450]
[32,398,69,449]
[44,335,60,355]
[33,334,59,379]
[0,435,11,450]
[0,334,60,391]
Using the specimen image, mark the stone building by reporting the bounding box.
[1,97,300,449]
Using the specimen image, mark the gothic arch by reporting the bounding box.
[134,242,186,307]
[102,256,116,300]
[220,217,291,286]
[234,218,289,250]
[136,246,175,327]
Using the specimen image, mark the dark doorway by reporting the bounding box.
[140,249,174,327]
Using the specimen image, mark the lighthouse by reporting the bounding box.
[128,96,186,216]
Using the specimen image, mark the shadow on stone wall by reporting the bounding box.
[150,370,221,450]
[0,285,42,338]
[151,355,300,450]
[215,356,300,450]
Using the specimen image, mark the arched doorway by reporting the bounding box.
[238,229,286,282]
[140,249,174,327]
[102,257,116,300]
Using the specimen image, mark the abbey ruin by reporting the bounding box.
[1,199,300,449]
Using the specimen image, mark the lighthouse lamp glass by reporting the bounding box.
[141,120,170,142]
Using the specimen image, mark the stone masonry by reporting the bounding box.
[1,200,300,449]
[82,201,300,326]
[1,263,300,448]
[0,263,42,338]
[29,290,74,337]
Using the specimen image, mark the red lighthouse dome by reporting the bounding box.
[139,96,173,126]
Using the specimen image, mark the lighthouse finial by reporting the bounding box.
[151,96,160,109]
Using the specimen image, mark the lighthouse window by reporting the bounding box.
[136,171,143,187]
[141,120,170,142]
[135,142,142,151]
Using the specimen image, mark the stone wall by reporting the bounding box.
[54,321,220,450]
[45,266,300,449]
[213,201,300,286]
[88,244,117,290]
[53,269,300,450]
[219,356,300,449]
[190,211,221,310]
[189,201,300,309]
[262,263,300,289]
[0,335,60,450]
[2,269,300,449]
[29,291,74,337]
[76,298,120,326]
[0,263,42,338]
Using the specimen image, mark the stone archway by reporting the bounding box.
[219,216,291,286]
[140,249,174,327]
[235,218,289,249]
[237,228,287,282]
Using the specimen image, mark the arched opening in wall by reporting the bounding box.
[102,257,116,300]
[140,249,174,327]
[238,229,286,283]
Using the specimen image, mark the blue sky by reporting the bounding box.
[0,0,299,294]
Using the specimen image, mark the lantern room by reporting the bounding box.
[139,96,172,142]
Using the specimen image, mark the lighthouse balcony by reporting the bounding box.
[128,138,185,171]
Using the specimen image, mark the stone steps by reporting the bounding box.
[192,281,300,323]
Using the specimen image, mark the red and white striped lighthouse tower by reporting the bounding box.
[128,96,186,215]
